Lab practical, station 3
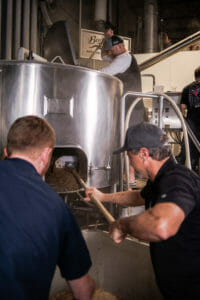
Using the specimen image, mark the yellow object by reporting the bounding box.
[51,288,118,300]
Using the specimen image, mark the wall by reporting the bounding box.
[135,50,200,92]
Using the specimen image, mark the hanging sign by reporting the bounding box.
[80,28,131,60]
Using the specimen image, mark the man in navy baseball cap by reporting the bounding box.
[103,35,123,51]
[113,122,168,154]
[84,121,200,299]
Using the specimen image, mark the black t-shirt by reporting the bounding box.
[180,80,200,125]
[141,156,200,286]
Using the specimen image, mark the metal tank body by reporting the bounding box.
[0,61,123,188]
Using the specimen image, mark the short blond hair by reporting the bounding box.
[6,115,56,156]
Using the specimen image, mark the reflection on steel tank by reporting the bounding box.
[0,61,123,188]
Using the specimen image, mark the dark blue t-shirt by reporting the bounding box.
[0,158,92,300]
[141,157,200,287]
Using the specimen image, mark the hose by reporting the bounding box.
[121,92,191,191]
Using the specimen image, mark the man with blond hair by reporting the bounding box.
[0,115,94,300]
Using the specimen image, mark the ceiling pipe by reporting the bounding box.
[30,0,38,53]
[79,0,82,63]
[135,16,143,53]
[0,0,2,58]
[5,0,13,59]
[23,0,31,49]
[94,0,107,31]
[107,0,112,23]
[13,0,22,59]
[143,0,158,53]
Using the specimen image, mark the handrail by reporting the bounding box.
[120,92,191,191]
[185,120,200,153]
[139,31,200,71]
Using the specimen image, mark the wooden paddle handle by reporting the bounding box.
[71,169,115,224]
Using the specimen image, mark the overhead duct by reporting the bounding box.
[143,0,158,53]
[94,0,107,31]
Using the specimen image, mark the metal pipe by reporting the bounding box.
[135,16,143,53]
[158,95,164,129]
[94,0,107,31]
[30,0,38,53]
[0,0,2,58]
[143,0,158,53]
[119,88,125,192]
[94,0,107,21]
[185,120,200,153]
[107,0,112,23]
[23,0,31,49]
[124,97,142,190]
[159,93,191,169]
[139,30,200,71]
[121,92,191,190]
[14,0,22,59]
[79,0,82,63]
[5,0,13,59]
[141,74,156,90]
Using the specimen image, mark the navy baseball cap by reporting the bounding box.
[113,122,167,154]
[104,35,123,50]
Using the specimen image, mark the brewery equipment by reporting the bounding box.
[0,61,123,190]
[150,91,182,129]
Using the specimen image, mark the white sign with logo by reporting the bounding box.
[80,28,131,60]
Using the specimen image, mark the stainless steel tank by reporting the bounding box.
[0,61,123,188]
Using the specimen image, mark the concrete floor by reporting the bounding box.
[50,230,163,300]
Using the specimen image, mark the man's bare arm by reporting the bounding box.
[109,202,185,243]
[180,103,187,117]
[68,273,95,300]
[84,187,144,207]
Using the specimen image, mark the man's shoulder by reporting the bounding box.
[190,80,200,88]
[0,158,32,176]
[117,51,131,60]
[161,162,200,189]
[183,81,200,92]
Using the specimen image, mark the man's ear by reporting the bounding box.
[139,148,149,161]
[3,147,8,158]
[40,147,52,165]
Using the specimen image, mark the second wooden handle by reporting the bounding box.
[71,169,115,224]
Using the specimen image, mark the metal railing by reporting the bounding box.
[119,92,191,191]
[139,31,200,71]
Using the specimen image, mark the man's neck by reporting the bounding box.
[9,153,42,175]
[147,156,170,182]
[115,49,127,57]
